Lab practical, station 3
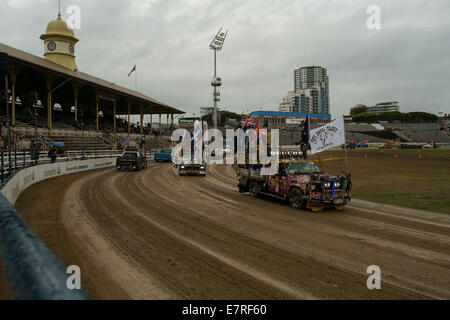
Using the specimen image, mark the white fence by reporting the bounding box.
[1,157,116,204]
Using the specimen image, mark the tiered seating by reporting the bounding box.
[145,136,172,151]
[49,135,109,150]
[386,123,450,143]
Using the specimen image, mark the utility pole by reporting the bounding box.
[209,28,228,129]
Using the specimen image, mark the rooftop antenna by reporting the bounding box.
[57,0,61,19]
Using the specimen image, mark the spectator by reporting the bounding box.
[48,147,56,163]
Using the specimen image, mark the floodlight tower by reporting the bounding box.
[209,27,228,129]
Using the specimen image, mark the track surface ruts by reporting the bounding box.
[5,163,450,299]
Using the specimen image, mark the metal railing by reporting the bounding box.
[0,193,89,299]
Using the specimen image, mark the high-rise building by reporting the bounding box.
[279,66,329,115]
[296,66,329,114]
[294,66,328,91]
[279,91,298,113]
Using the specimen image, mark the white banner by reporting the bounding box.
[309,117,345,154]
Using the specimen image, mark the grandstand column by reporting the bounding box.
[73,84,79,121]
[44,76,55,135]
[96,93,99,132]
[150,114,153,134]
[127,101,131,134]
[139,104,143,135]
[159,114,162,135]
[113,99,116,133]
[166,114,169,133]
[171,114,174,131]
[10,68,17,127]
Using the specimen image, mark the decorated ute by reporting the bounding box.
[237,115,352,212]
[237,161,351,212]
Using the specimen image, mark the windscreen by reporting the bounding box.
[120,152,137,159]
[288,162,320,175]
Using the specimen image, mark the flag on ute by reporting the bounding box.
[128,65,136,77]
[122,136,130,148]
[309,117,345,155]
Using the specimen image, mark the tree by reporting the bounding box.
[201,110,242,127]
[351,112,378,123]
[350,105,368,115]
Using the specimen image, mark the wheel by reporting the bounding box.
[249,182,259,197]
[289,188,303,209]
[310,206,323,213]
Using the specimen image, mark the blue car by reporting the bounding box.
[154,148,172,162]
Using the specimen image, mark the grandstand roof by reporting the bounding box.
[0,42,184,115]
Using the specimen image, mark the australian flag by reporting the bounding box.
[240,115,255,131]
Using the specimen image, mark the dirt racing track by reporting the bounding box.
[10,163,450,299]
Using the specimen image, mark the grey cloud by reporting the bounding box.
[1,0,449,117]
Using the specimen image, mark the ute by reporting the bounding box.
[154,148,172,162]
[237,161,352,212]
[177,161,207,176]
[116,147,147,171]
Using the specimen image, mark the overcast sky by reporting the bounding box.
[1,0,449,118]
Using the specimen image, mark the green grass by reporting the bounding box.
[316,148,450,214]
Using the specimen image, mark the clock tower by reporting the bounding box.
[40,11,79,71]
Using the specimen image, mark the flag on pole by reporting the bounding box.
[128,65,136,77]
[241,115,255,131]
[309,117,345,155]
[301,114,310,144]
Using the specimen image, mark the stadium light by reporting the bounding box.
[209,27,228,129]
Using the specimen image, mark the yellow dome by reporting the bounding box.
[40,14,78,42]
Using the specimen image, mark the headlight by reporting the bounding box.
[181,166,185,169]
[335,182,341,188]
[200,166,205,169]
[324,182,331,188]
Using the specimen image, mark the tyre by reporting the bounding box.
[238,185,247,193]
[249,182,260,197]
[289,188,303,209]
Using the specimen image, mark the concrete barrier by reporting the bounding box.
[1,158,115,205]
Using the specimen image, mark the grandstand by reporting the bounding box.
[0,12,183,152]
[384,123,450,143]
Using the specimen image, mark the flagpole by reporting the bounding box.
[343,117,349,173]
[135,66,138,92]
